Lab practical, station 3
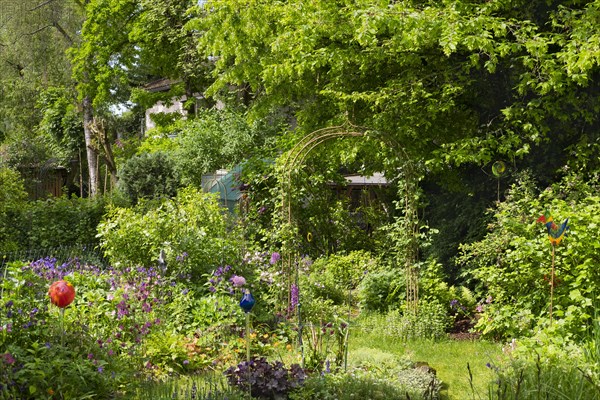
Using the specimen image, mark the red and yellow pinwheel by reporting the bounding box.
[537,212,569,246]
[536,211,569,325]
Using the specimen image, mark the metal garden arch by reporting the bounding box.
[277,123,421,353]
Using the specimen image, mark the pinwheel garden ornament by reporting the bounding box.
[537,211,569,325]
[537,213,569,246]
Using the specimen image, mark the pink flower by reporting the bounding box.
[230,275,246,287]
[2,353,15,365]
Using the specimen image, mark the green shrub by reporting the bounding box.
[358,269,405,312]
[118,151,180,204]
[311,251,376,289]
[0,167,27,252]
[19,195,106,249]
[1,193,105,252]
[358,303,450,341]
[98,187,241,277]
[458,172,600,339]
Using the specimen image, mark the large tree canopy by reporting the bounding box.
[190,0,600,174]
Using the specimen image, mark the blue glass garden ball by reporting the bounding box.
[239,289,255,313]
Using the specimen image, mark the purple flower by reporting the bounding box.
[97,366,104,373]
[230,275,246,287]
[289,284,299,312]
[270,252,281,265]
[183,360,189,365]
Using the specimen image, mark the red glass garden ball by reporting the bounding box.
[48,280,76,308]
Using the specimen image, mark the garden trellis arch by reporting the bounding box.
[278,122,421,318]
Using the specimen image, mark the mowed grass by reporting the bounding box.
[349,330,504,400]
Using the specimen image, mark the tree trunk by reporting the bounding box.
[83,96,99,196]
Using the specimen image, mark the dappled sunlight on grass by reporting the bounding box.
[349,331,504,400]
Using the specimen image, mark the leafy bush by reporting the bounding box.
[300,257,351,306]
[225,357,306,399]
[18,195,106,249]
[117,151,180,204]
[98,187,242,278]
[358,303,449,341]
[358,268,405,312]
[458,172,600,339]
[0,167,27,252]
[1,191,106,252]
[311,251,376,290]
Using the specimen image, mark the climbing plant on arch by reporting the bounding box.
[275,123,421,318]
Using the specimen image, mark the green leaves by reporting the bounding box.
[459,172,600,339]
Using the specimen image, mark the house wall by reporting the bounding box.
[144,98,187,131]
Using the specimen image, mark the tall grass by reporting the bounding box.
[485,355,600,400]
[482,316,600,400]
[128,373,245,400]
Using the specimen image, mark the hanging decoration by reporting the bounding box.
[537,211,569,325]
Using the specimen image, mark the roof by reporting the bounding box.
[342,172,388,186]
[143,78,180,93]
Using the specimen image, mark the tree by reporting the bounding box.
[191,0,600,172]
[188,0,600,282]
[0,0,83,166]
[69,0,209,195]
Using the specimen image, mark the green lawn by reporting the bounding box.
[349,332,504,400]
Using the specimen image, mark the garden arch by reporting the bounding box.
[278,123,421,321]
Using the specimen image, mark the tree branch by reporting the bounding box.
[29,0,58,12]
[53,21,73,44]
[26,24,53,35]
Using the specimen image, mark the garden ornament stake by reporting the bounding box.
[158,249,166,274]
[48,280,76,347]
[239,289,255,363]
[491,161,507,203]
[537,211,569,326]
